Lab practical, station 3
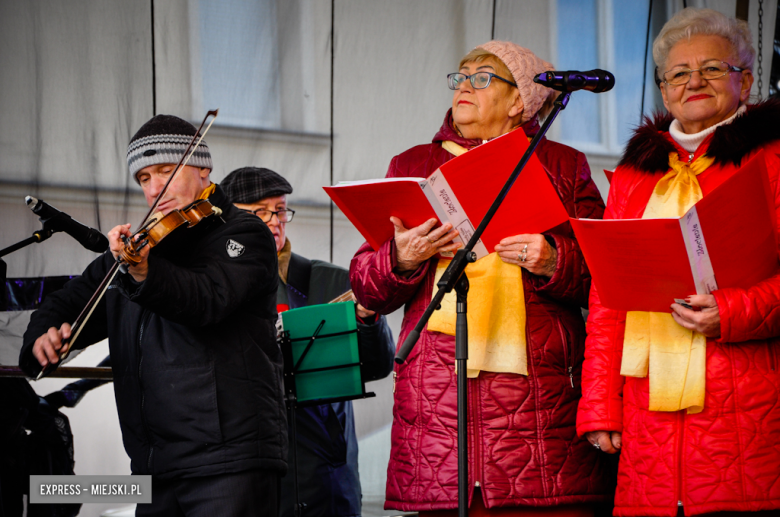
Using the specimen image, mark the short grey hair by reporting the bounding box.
[652,8,755,71]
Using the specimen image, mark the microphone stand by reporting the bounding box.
[394,91,571,517]
[1,216,58,313]
[0,219,57,259]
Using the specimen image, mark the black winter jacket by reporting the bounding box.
[20,186,288,479]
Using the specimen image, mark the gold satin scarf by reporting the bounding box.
[198,182,216,200]
[622,152,714,414]
[427,140,528,377]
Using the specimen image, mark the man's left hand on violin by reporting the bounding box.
[109,223,150,282]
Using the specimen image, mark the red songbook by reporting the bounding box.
[324,128,569,259]
[571,151,778,312]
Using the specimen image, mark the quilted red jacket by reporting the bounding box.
[576,99,780,516]
[350,111,612,511]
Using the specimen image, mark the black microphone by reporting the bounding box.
[534,69,615,93]
[25,196,109,253]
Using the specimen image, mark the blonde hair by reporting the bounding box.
[458,48,515,84]
[653,8,755,70]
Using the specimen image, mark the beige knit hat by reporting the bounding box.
[476,41,556,124]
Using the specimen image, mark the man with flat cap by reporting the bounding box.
[220,166,394,517]
[20,115,287,516]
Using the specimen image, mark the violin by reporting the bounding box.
[119,199,223,266]
[36,110,220,379]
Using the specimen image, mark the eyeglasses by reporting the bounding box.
[242,208,295,223]
[661,60,744,86]
[447,72,517,90]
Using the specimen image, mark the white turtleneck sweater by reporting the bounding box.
[668,105,747,153]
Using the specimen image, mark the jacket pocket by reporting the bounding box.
[142,363,223,445]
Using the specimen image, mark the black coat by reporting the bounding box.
[20,186,288,479]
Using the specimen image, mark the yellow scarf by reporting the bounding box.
[621,152,714,414]
[428,140,528,378]
[277,238,292,283]
[198,182,216,200]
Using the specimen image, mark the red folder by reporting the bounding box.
[324,128,569,257]
[323,178,437,252]
[571,151,778,312]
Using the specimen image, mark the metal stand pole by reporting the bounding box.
[287,396,305,517]
[455,274,470,517]
[0,233,50,258]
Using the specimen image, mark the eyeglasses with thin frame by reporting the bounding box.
[661,60,745,86]
[241,208,295,223]
[447,72,518,90]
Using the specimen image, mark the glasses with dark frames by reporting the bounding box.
[242,208,295,223]
[447,72,518,90]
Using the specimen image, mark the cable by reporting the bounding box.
[491,0,497,40]
[758,0,764,97]
[640,0,654,124]
[329,0,335,263]
[151,0,156,116]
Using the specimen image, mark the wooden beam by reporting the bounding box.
[0,366,113,380]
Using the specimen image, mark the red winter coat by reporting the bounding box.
[350,111,612,511]
[576,100,780,516]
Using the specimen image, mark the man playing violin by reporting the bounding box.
[19,115,287,516]
[220,167,394,517]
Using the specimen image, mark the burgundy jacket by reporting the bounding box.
[350,111,611,511]
[577,100,780,516]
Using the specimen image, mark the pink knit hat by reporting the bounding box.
[476,41,555,124]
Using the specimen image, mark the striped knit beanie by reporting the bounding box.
[127,114,213,183]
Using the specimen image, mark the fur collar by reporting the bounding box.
[618,98,780,174]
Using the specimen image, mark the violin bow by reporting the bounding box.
[328,290,354,304]
[37,110,219,379]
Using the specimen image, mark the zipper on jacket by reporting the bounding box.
[676,410,685,510]
[470,376,482,489]
[137,310,154,472]
[557,322,574,389]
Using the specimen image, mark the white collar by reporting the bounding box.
[669,105,747,153]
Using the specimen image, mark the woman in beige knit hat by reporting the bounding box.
[350,41,612,515]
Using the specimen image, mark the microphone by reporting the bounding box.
[534,69,615,93]
[25,196,109,253]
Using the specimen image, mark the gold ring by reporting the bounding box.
[426,236,434,244]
